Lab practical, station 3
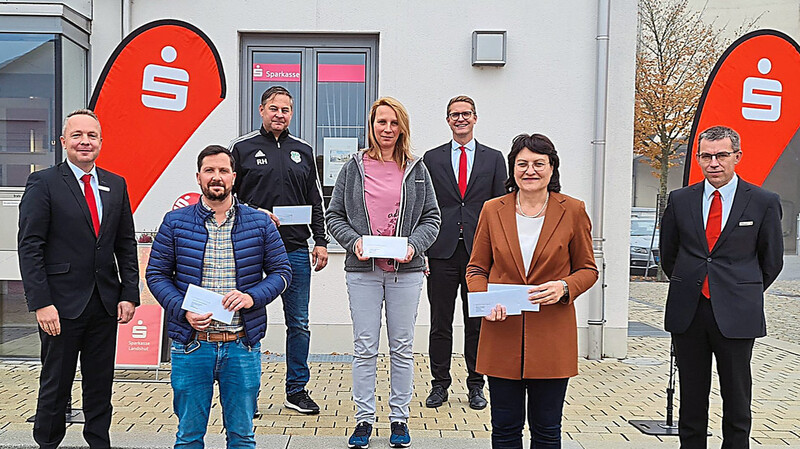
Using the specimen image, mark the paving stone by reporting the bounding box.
[1,281,799,448]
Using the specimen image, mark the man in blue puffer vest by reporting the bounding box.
[146,145,291,448]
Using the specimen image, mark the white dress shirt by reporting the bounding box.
[451,139,476,182]
[66,159,103,224]
[702,174,738,231]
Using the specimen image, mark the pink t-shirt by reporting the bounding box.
[363,154,404,271]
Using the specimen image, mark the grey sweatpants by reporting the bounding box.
[345,268,424,424]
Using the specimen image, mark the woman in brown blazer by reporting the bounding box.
[466,133,598,449]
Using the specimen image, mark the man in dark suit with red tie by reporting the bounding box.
[18,109,139,449]
[422,96,506,410]
[660,125,784,449]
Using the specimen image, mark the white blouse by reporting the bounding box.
[516,213,545,275]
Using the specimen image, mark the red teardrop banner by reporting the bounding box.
[685,30,800,187]
[89,20,226,212]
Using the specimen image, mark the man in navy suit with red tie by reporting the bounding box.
[18,109,139,448]
[660,125,784,449]
[422,96,506,410]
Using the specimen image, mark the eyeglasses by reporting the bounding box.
[448,111,474,121]
[515,161,550,171]
[697,151,739,162]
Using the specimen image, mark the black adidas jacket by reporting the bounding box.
[229,127,327,252]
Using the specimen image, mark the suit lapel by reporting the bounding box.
[712,180,751,253]
[60,163,95,234]
[527,193,566,278]
[689,183,707,251]
[497,195,528,281]
[441,144,461,196]
[97,168,112,239]
[463,142,483,198]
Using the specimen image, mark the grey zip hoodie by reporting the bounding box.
[326,151,441,272]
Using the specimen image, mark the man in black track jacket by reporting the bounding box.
[229,86,328,415]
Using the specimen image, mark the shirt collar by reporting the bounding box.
[200,196,237,220]
[66,159,98,183]
[703,173,738,201]
[451,139,476,152]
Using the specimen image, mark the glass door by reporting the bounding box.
[241,34,378,204]
[250,51,302,136]
[315,52,367,189]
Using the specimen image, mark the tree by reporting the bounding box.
[634,0,727,216]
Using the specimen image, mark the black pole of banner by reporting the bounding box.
[27,394,85,424]
[628,342,680,435]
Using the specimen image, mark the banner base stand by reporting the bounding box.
[629,420,711,437]
[629,419,679,436]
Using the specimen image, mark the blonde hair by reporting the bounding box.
[447,95,476,116]
[366,97,412,170]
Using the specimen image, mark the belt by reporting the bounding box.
[195,330,246,342]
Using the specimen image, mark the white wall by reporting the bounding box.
[90,0,637,358]
[687,0,800,41]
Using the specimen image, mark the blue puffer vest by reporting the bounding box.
[146,201,291,346]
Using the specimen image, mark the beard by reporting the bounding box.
[201,182,231,202]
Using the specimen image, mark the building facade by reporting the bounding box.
[0,0,637,359]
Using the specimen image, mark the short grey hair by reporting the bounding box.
[697,125,740,153]
[62,109,101,137]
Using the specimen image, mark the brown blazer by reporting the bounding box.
[466,192,598,379]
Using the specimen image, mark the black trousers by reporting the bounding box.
[672,297,755,449]
[427,240,484,390]
[488,376,569,449]
[34,290,118,449]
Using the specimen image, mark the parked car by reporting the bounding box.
[630,215,659,275]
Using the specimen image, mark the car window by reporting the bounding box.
[631,219,657,236]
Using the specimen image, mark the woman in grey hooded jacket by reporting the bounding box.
[326,97,440,449]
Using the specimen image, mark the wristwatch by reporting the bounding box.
[559,279,570,303]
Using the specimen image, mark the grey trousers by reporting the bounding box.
[345,268,424,424]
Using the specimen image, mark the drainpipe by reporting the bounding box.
[587,0,610,360]
[121,0,131,37]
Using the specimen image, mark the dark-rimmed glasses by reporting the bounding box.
[448,111,474,121]
[696,151,739,162]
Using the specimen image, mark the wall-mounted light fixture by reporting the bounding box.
[472,30,506,66]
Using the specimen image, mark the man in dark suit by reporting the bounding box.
[18,109,139,449]
[422,95,506,410]
[660,125,783,449]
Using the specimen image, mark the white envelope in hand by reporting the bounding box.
[467,284,540,318]
[273,205,312,225]
[181,284,234,324]
[361,235,408,259]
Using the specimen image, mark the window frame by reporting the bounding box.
[239,33,378,145]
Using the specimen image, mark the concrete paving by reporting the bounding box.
[1,278,799,448]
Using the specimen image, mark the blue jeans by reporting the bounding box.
[283,247,311,394]
[488,376,569,449]
[171,340,261,449]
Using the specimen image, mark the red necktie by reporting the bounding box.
[458,146,467,197]
[701,190,721,298]
[81,174,100,237]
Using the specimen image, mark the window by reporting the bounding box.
[240,34,378,202]
[0,6,90,358]
[0,33,58,187]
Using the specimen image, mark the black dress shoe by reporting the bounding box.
[468,388,487,410]
[425,385,448,408]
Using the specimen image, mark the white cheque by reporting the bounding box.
[181,284,234,325]
[361,235,408,259]
[467,284,541,318]
[272,205,312,225]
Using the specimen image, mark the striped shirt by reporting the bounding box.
[200,199,243,333]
